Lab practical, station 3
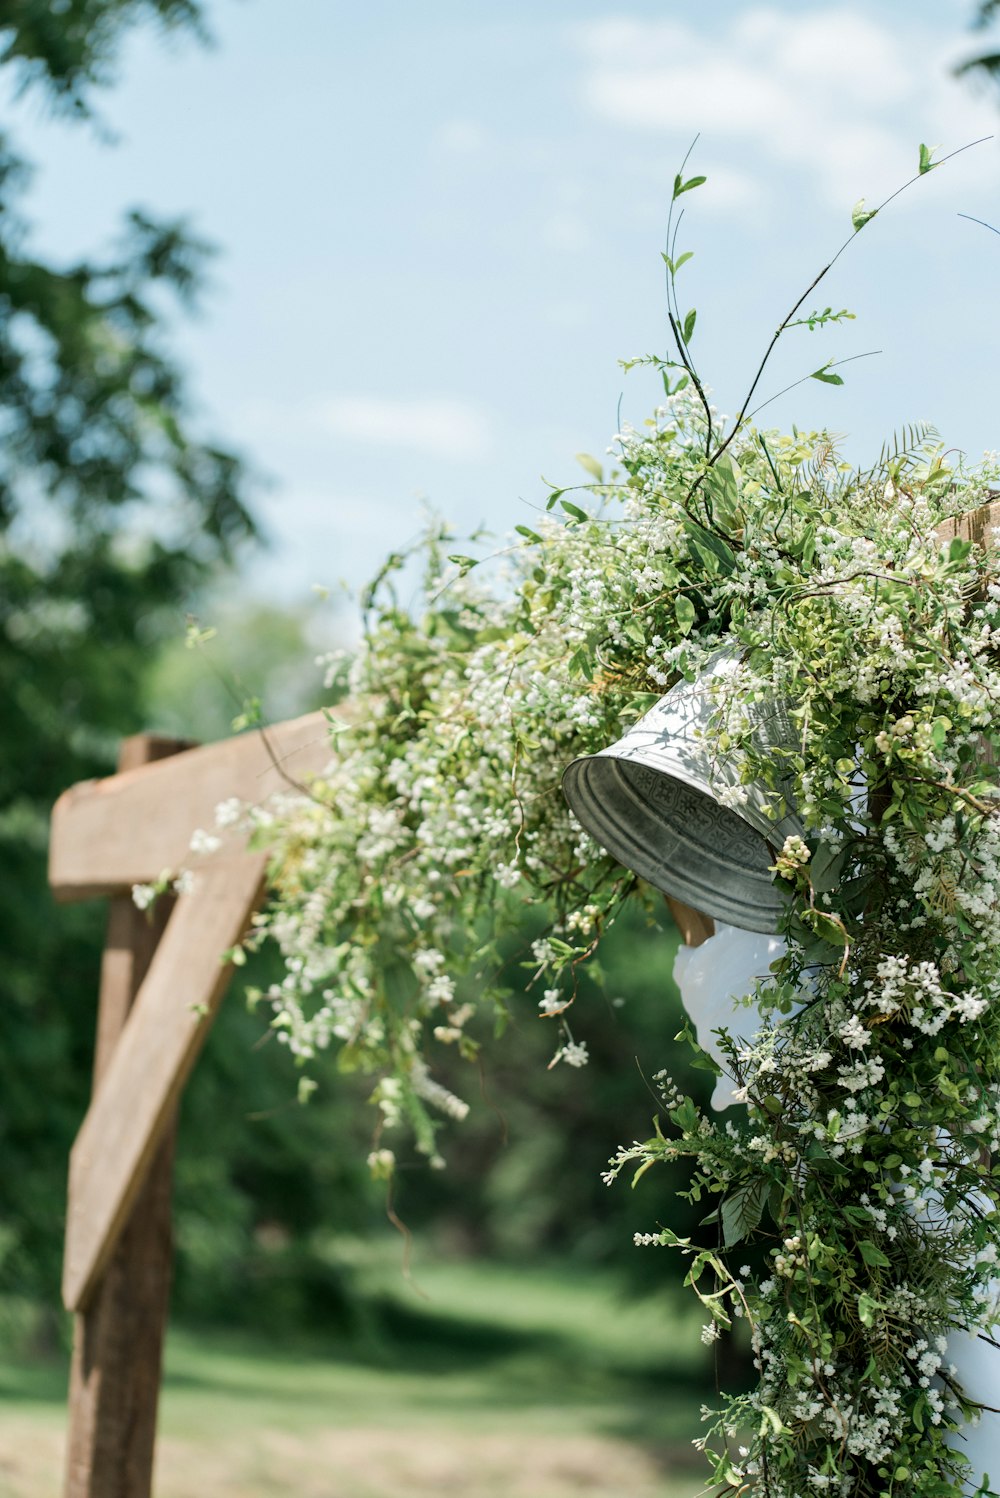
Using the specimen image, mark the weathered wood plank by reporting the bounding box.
[936,498,1000,548]
[65,733,192,1498]
[49,711,334,899]
[63,850,267,1313]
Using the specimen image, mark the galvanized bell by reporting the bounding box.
[561,652,803,934]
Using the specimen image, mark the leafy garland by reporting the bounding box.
[214,150,1000,1495]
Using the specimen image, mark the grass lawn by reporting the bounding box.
[0,1252,715,1497]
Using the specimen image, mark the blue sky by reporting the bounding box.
[8,1,1000,612]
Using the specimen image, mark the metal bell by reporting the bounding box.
[561,652,803,934]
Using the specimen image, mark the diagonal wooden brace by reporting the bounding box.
[63,849,267,1315]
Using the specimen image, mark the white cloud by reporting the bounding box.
[574,7,998,210]
[315,396,494,462]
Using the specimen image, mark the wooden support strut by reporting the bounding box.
[55,717,339,1498]
[64,734,192,1498]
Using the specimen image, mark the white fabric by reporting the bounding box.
[672,922,786,1110]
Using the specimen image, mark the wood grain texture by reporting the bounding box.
[665,896,715,950]
[65,735,191,1498]
[63,850,267,1313]
[49,711,335,899]
[935,498,1000,548]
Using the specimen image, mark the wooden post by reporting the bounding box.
[64,734,192,1498]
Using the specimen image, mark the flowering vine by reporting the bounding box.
[189,148,1000,1494]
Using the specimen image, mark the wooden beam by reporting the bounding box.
[63,849,267,1314]
[936,498,1000,548]
[49,711,334,899]
[65,734,191,1498]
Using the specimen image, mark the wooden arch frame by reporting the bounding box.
[47,501,993,1496]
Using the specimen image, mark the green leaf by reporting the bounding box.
[721,1177,769,1247]
[930,716,952,752]
[689,537,719,576]
[682,308,697,343]
[759,1405,785,1437]
[673,173,707,199]
[919,142,938,175]
[703,456,741,529]
[809,843,847,894]
[622,618,646,646]
[185,622,217,649]
[575,452,604,481]
[683,519,737,573]
[447,554,478,570]
[514,524,542,543]
[851,198,878,231]
[810,363,845,386]
[858,1239,891,1269]
[560,499,589,523]
[231,697,263,733]
[800,908,848,947]
[674,594,697,635]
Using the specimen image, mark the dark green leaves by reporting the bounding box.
[682,308,697,343]
[721,1176,769,1247]
[858,1240,891,1270]
[800,908,849,949]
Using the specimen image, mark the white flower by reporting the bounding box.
[838,1014,869,1050]
[131,883,156,911]
[189,827,222,856]
[214,797,242,829]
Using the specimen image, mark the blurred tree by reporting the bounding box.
[956,1,1000,88]
[0,0,206,108]
[0,0,258,1324]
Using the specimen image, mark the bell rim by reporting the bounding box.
[561,753,786,936]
